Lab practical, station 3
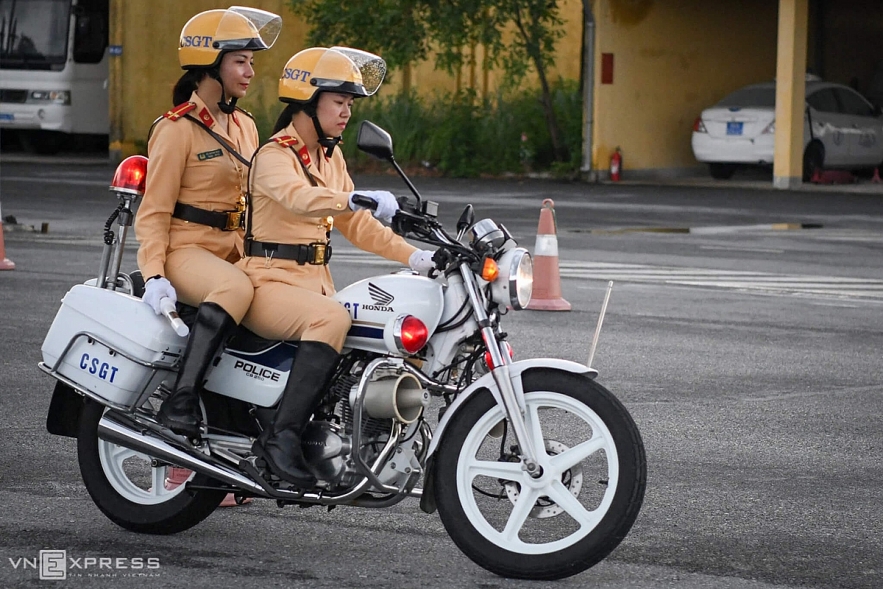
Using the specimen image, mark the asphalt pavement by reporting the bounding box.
[1,150,882,589]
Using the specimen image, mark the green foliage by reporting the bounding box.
[288,0,429,71]
[287,0,572,161]
[340,80,582,178]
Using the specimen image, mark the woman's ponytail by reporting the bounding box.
[172,69,207,106]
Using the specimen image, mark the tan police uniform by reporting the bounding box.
[134,92,256,322]
[237,123,418,350]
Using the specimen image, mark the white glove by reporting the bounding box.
[349,190,399,223]
[409,249,435,274]
[142,276,177,315]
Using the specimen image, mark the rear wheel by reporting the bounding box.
[77,400,225,534]
[709,163,737,180]
[803,141,825,181]
[434,370,646,580]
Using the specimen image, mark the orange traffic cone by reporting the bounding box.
[527,199,571,311]
[0,205,15,271]
[164,466,250,507]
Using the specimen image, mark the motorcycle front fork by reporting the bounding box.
[457,265,542,477]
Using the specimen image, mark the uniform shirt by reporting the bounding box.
[239,122,417,295]
[134,92,258,279]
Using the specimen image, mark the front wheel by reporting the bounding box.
[77,400,225,534]
[434,369,646,580]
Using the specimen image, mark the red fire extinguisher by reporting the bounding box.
[609,147,622,182]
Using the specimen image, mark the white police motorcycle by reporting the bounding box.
[39,121,646,580]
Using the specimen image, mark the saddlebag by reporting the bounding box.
[41,284,186,407]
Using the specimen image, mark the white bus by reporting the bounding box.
[0,0,108,154]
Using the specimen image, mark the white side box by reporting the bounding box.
[41,285,187,406]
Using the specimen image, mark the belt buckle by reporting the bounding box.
[225,211,243,231]
[310,243,326,265]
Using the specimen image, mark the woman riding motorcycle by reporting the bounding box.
[237,47,434,486]
[135,7,281,438]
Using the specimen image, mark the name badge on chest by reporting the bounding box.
[198,148,224,161]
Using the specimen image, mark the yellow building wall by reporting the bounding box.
[401,0,585,95]
[112,0,782,175]
[114,0,309,156]
[591,0,778,173]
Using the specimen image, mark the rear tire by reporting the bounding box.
[709,163,737,180]
[77,400,225,534]
[434,370,646,580]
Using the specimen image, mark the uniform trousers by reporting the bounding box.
[241,281,351,351]
[164,246,254,323]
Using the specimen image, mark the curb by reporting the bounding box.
[2,221,44,233]
[0,153,112,166]
[585,223,823,235]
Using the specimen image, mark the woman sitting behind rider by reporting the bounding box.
[238,47,434,487]
[135,8,281,438]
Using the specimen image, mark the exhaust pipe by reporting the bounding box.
[350,373,430,423]
[97,413,267,495]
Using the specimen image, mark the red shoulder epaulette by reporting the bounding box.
[272,136,300,148]
[162,102,197,121]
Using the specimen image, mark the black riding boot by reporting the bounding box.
[253,341,339,487]
[157,302,236,437]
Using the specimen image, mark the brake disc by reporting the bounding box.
[503,439,584,519]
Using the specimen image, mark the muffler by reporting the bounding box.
[351,373,429,423]
[97,413,266,495]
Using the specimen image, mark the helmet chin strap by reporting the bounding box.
[209,68,237,115]
[311,114,341,158]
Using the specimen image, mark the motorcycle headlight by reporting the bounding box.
[490,248,532,310]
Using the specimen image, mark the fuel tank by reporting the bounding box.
[332,273,444,354]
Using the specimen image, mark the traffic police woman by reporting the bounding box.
[135,7,281,438]
[238,47,434,486]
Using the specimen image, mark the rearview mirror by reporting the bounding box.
[456,204,474,235]
[357,121,394,161]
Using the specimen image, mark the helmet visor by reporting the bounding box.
[215,6,282,52]
[330,47,386,96]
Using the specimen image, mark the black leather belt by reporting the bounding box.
[173,203,243,231]
[245,240,332,265]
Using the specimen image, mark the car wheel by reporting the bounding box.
[803,141,825,181]
[709,163,737,180]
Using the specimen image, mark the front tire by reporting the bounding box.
[434,369,646,580]
[77,400,225,534]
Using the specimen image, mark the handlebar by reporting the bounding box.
[350,194,378,210]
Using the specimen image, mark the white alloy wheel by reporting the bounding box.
[97,440,193,505]
[455,391,619,555]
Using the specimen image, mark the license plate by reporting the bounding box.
[0,113,13,122]
[726,121,743,136]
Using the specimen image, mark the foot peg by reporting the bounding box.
[239,457,307,498]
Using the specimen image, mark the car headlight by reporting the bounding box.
[27,90,70,105]
[490,247,532,310]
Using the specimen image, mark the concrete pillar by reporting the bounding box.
[108,0,125,165]
[772,0,809,189]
